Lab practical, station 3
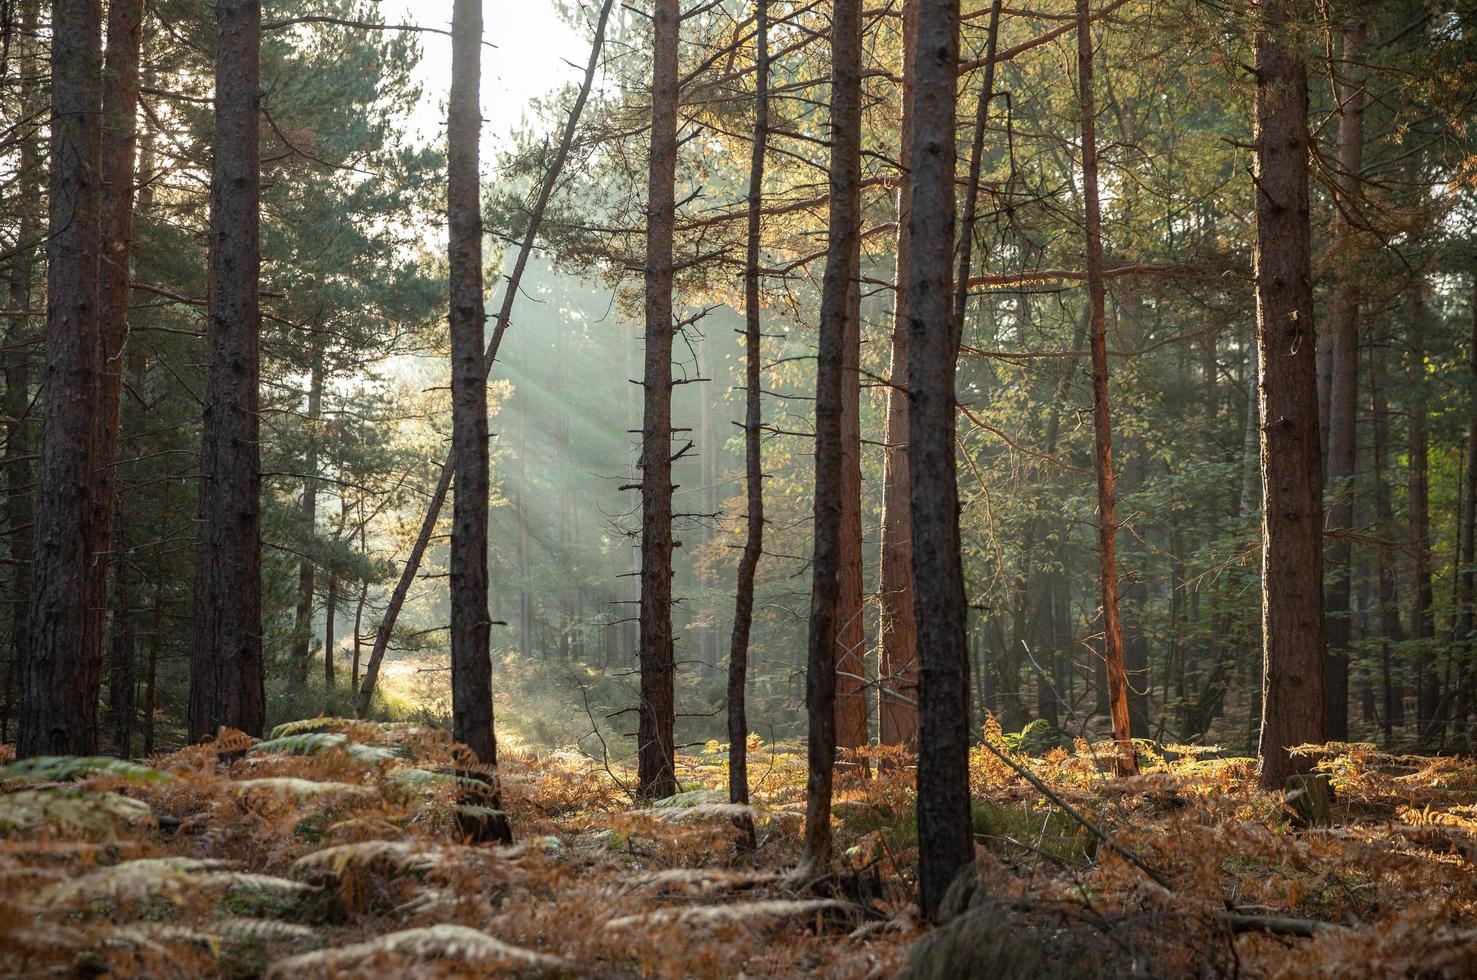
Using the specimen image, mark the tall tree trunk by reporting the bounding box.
[291,351,325,684]
[878,0,919,750]
[909,0,971,922]
[96,0,144,758]
[352,0,613,717]
[636,0,680,801]
[1407,278,1437,733]
[833,0,868,760]
[727,0,768,851]
[803,0,862,874]
[190,0,265,743]
[324,572,338,691]
[1252,0,1325,789]
[1321,18,1366,742]
[2,0,42,746]
[20,0,105,758]
[1078,0,1136,776]
[448,0,497,764]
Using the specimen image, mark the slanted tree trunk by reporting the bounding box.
[878,0,919,750]
[448,0,497,767]
[727,0,769,851]
[2,0,42,746]
[908,0,971,922]
[352,0,614,718]
[1078,0,1136,776]
[636,0,680,802]
[291,351,326,684]
[1252,0,1325,789]
[1322,18,1366,743]
[189,0,265,743]
[833,0,868,761]
[20,0,105,758]
[801,0,861,875]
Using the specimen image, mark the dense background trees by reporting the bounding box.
[2,0,1477,935]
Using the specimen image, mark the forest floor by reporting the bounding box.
[2,720,1475,978]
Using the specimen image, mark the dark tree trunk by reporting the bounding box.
[448,0,496,766]
[1078,0,1136,776]
[727,0,768,852]
[96,0,144,758]
[325,572,338,691]
[20,0,105,758]
[908,0,971,922]
[1321,18,1366,743]
[2,0,42,746]
[291,351,325,684]
[189,0,265,743]
[833,0,868,762]
[1252,0,1325,789]
[878,0,919,750]
[802,0,861,874]
[636,0,680,801]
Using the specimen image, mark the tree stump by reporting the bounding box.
[1285,774,1333,828]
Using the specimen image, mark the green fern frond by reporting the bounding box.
[214,917,319,946]
[264,924,568,977]
[292,840,441,879]
[0,755,172,784]
[231,777,378,799]
[268,717,359,739]
[0,788,153,835]
[251,732,401,763]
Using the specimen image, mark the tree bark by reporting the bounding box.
[96,0,144,759]
[636,0,680,802]
[908,0,972,922]
[833,0,868,760]
[801,0,861,874]
[20,0,105,758]
[878,0,919,750]
[448,0,497,768]
[1252,0,1325,789]
[189,0,265,743]
[727,0,768,851]
[2,0,42,747]
[1078,0,1136,776]
[1321,18,1366,742]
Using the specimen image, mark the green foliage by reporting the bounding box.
[0,756,172,784]
[250,732,402,764]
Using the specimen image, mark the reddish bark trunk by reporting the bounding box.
[1252,0,1326,789]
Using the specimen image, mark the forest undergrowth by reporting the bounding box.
[2,720,1474,978]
